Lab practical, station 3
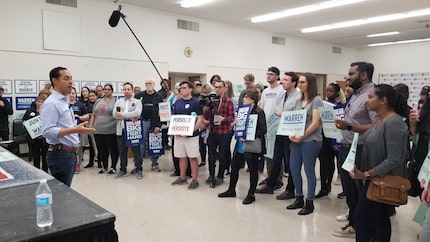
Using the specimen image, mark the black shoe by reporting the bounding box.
[218,190,236,198]
[315,190,329,199]
[242,194,256,205]
[97,161,102,168]
[287,196,304,210]
[255,185,274,194]
[209,177,216,188]
[274,181,284,190]
[337,192,347,199]
[298,199,314,215]
[84,163,94,168]
[276,190,296,200]
[199,162,206,167]
[258,178,267,186]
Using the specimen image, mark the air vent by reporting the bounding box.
[46,0,77,8]
[177,19,199,32]
[332,46,342,54]
[272,36,285,45]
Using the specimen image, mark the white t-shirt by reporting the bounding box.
[260,84,283,119]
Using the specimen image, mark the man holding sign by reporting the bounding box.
[256,72,301,199]
[170,81,203,189]
[113,82,144,180]
[332,62,377,238]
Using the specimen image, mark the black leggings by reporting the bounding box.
[94,134,119,170]
[318,136,337,192]
[228,152,259,196]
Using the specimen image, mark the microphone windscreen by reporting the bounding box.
[109,10,121,27]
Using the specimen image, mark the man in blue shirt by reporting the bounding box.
[41,67,95,187]
[171,81,203,189]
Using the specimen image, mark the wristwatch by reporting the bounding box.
[347,124,353,131]
[364,171,371,180]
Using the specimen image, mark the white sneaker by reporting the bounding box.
[333,224,355,238]
[336,211,349,222]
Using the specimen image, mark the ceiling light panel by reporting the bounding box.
[180,0,215,8]
[367,32,399,38]
[250,0,365,23]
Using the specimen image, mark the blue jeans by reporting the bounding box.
[46,150,76,187]
[117,131,143,172]
[142,120,160,166]
[290,140,322,200]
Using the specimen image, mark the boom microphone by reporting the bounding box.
[109,5,123,27]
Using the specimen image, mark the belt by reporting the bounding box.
[48,144,78,153]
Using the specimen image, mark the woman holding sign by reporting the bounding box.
[287,73,323,215]
[22,95,48,172]
[218,88,266,205]
[348,84,409,242]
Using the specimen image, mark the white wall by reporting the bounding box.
[1,0,428,120]
[358,41,430,82]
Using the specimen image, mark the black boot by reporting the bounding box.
[286,196,304,209]
[298,199,314,215]
[242,194,255,205]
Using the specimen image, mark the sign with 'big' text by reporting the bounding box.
[148,132,164,156]
[168,115,196,136]
[124,119,144,147]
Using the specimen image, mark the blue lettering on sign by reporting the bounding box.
[15,97,37,110]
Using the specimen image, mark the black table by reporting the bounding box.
[0,148,118,242]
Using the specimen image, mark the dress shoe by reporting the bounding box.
[84,163,94,168]
[198,162,206,167]
[337,192,347,199]
[276,190,295,200]
[255,185,274,194]
[273,181,284,190]
[315,190,329,199]
[287,196,304,210]
[298,199,314,215]
[242,194,256,205]
[218,190,236,198]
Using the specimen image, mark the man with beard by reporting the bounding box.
[332,62,377,238]
[135,78,163,172]
[259,67,284,190]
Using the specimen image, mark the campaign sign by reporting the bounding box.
[159,102,171,122]
[319,106,343,140]
[234,104,251,140]
[245,114,258,141]
[124,119,144,147]
[15,97,36,110]
[342,132,359,172]
[23,116,42,139]
[167,115,196,136]
[0,79,13,94]
[276,109,307,136]
[14,80,37,94]
[265,113,281,159]
[418,151,430,189]
[148,132,164,156]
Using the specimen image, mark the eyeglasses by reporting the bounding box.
[145,83,153,85]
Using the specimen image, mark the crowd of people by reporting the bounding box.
[0,63,428,241]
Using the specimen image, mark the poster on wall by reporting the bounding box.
[81,81,99,91]
[4,97,12,108]
[117,81,133,93]
[15,97,37,110]
[72,81,80,93]
[0,80,13,94]
[14,80,37,94]
[380,72,430,107]
[100,82,118,92]
[38,80,51,90]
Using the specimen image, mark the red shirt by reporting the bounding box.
[204,96,235,135]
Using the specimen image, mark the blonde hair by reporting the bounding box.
[201,84,213,94]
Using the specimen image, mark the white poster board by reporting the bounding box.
[277,109,307,136]
[23,116,42,139]
[167,115,196,136]
[158,102,171,122]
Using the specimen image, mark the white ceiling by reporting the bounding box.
[114,0,430,48]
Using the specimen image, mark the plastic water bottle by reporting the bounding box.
[35,179,53,227]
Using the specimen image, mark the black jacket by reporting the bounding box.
[0,96,13,131]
